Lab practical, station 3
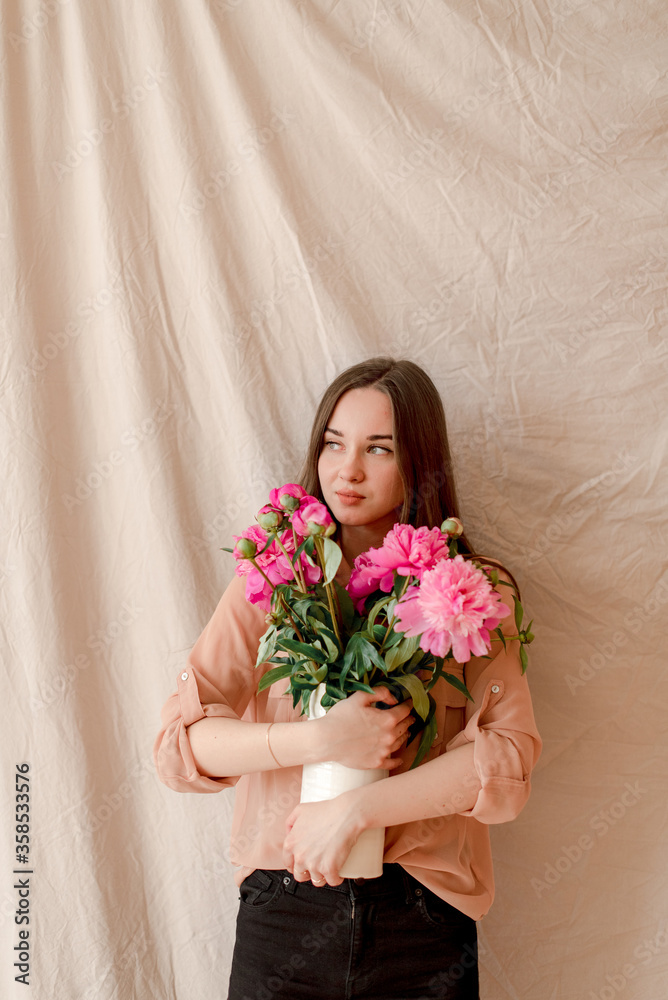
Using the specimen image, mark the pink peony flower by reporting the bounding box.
[393,555,511,662]
[346,524,449,609]
[346,552,390,611]
[269,483,307,510]
[371,523,449,581]
[291,500,335,537]
[233,525,321,610]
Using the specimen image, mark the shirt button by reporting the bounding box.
[415,888,423,897]
[283,876,291,886]
[491,684,500,693]
[181,672,189,681]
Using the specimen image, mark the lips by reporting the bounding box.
[335,490,365,506]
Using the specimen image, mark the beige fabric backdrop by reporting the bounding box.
[2,0,667,997]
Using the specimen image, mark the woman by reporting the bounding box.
[154,357,542,999]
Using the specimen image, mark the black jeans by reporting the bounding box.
[227,864,479,1000]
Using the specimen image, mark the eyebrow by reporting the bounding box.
[324,426,393,441]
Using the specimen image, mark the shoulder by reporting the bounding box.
[197,573,269,649]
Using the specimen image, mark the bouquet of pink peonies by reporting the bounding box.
[225,483,534,768]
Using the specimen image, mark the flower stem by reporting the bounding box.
[314,536,343,650]
[273,531,307,592]
[249,558,275,592]
[378,575,412,653]
[277,592,305,643]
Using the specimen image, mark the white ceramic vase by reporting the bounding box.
[300,684,387,878]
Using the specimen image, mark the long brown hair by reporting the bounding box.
[299,357,472,548]
[298,356,519,593]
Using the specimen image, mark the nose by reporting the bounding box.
[337,449,364,484]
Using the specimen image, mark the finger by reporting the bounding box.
[391,732,410,752]
[385,755,404,770]
[390,726,410,753]
[369,685,398,706]
[386,700,414,722]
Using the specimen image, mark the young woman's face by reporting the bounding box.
[317,387,404,533]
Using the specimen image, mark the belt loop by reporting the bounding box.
[401,867,414,905]
[281,871,298,895]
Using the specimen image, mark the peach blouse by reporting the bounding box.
[154,564,542,921]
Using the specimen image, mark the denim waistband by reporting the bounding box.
[265,863,419,902]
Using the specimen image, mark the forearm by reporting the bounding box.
[351,742,480,833]
[186,688,413,778]
[186,716,323,777]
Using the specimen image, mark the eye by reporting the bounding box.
[369,445,391,455]
[323,439,342,451]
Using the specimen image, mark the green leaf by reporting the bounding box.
[369,623,384,643]
[513,594,523,633]
[392,573,410,598]
[493,626,507,650]
[394,672,430,720]
[347,680,376,695]
[341,636,359,672]
[407,649,427,671]
[333,581,356,631]
[366,593,392,625]
[355,643,372,673]
[219,546,234,553]
[292,598,316,620]
[278,638,327,663]
[257,662,294,691]
[321,631,340,661]
[321,536,343,585]
[382,628,402,651]
[410,713,438,769]
[442,672,474,702]
[519,644,528,674]
[306,605,326,624]
[361,639,389,674]
[385,634,421,671]
[324,682,346,701]
[304,536,315,557]
[425,656,444,691]
[254,625,277,666]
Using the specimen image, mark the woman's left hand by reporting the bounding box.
[283,791,363,887]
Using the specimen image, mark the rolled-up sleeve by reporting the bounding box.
[153,574,269,793]
[445,635,542,825]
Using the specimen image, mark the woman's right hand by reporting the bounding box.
[315,687,414,769]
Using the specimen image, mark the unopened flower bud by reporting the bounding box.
[235,538,257,559]
[441,517,464,538]
[280,494,301,511]
[257,509,283,531]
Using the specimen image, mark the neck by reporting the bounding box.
[338,514,399,565]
